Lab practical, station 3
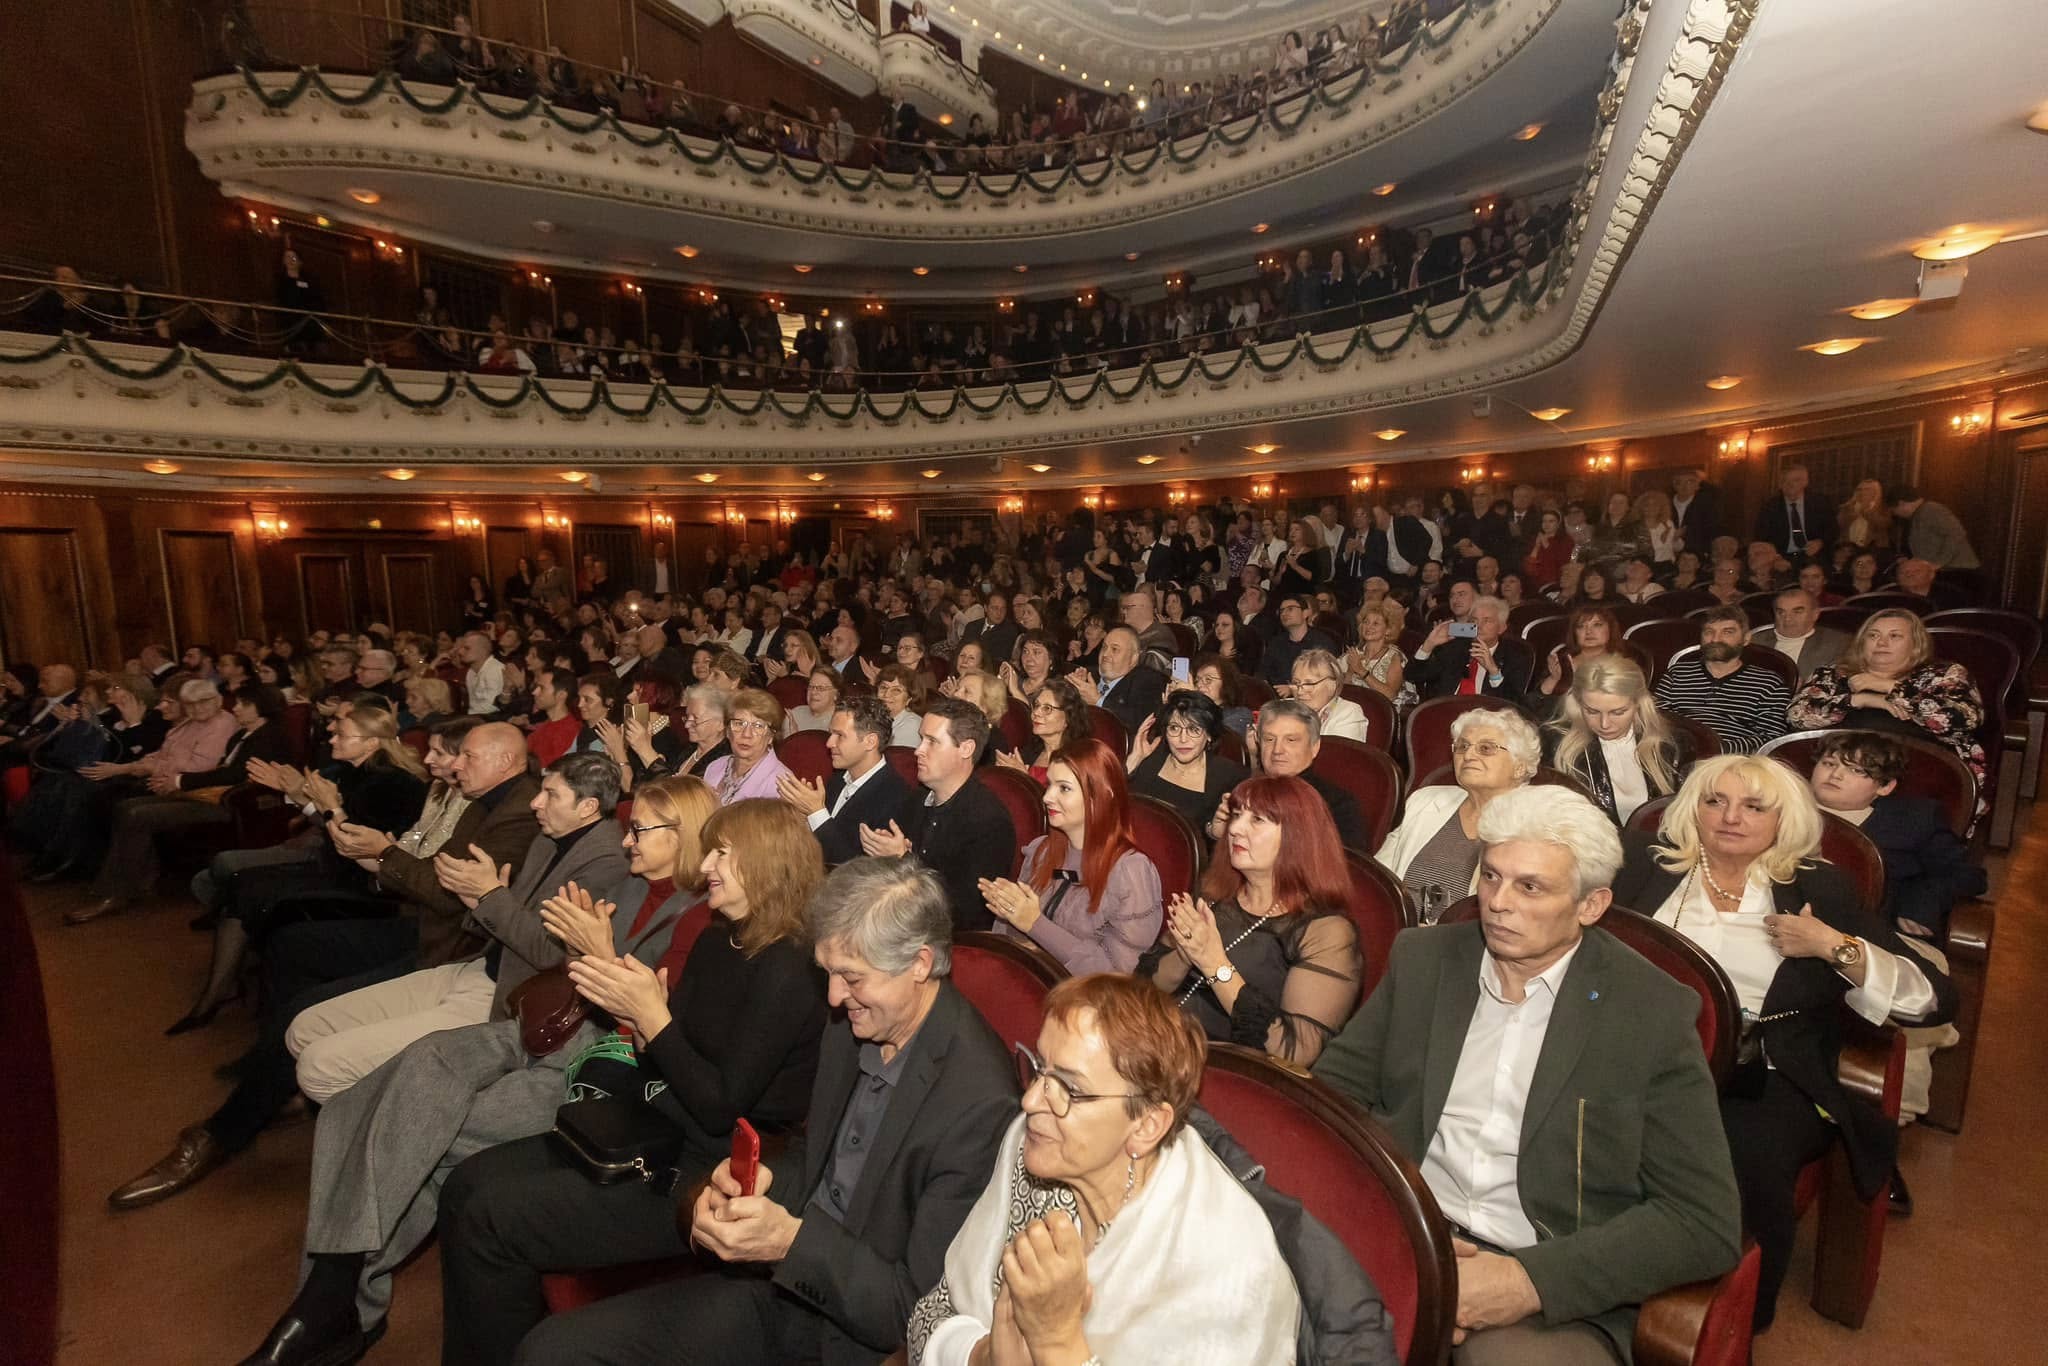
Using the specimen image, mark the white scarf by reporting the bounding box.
[911,1114,1300,1365]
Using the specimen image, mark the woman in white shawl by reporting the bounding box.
[909,973,1300,1365]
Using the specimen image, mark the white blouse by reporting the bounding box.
[1599,733,1651,823]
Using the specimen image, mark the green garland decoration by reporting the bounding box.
[223,0,1502,206]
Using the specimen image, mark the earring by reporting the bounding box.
[1123,1151,1137,1198]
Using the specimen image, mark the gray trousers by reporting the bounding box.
[1452,1321,1622,1366]
[189,839,319,910]
[87,794,231,900]
[299,1014,599,1324]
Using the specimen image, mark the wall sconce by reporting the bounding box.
[862,299,884,315]
[1950,410,1990,436]
[874,503,896,522]
[543,512,569,531]
[1075,291,1097,308]
[452,513,484,535]
[372,237,405,262]
[1456,464,1488,483]
[1000,496,1025,514]
[1166,489,1189,506]
[725,508,746,527]
[651,510,674,532]
[1081,492,1102,509]
[524,269,554,288]
[1350,473,1375,492]
[775,506,798,527]
[253,514,290,540]
[997,298,1016,314]
[1716,433,1749,459]
[244,208,281,238]
[1583,452,1619,472]
[620,281,643,298]
[1249,479,1275,500]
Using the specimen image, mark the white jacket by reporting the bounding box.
[1373,784,1474,888]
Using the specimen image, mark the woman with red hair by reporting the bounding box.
[1138,774,1362,1065]
[979,738,1163,975]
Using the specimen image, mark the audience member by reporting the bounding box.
[777,695,911,864]
[995,676,1091,783]
[1753,463,1834,563]
[1806,731,1984,939]
[1751,587,1850,683]
[1288,647,1372,741]
[1070,625,1167,740]
[1546,658,1693,825]
[1125,690,1248,829]
[1235,698,1370,850]
[1408,595,1529,702]
[860,697,1018,930]
[1653,607,1792,755]
[1377,707,1542,918]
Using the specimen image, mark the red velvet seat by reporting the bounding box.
[1196,1045,1455,1366]
[775,728,831,784]
[767,675,808,712]
[950,930,1066,1049]
[1844,591,1932,615]
[1337,685,1398,751]
[1758,730,1977,838]
[882,744,920,790]
[1310,735,1403,850]
[1736,592,1779,628]
[1624,617,1705,683]
[1401,695,1527,780]
[1649,588,1719,617]
[0,765,30,811]
[998,697,1033,754]
[1166,621,1199,657]
[1085,705,1126,757]
[1816,605,1875,636]
[1238,677,1277,711]
[1508,602,1567,636]
[1129,794,1202,901]
[1665,711,1723,762]
[975,766,1047,872]
[1343,851,1415,1002]
[282,701,314,766]
[1214,725,1246,765]
[1926,625,2022,846]
[399,728,429,759]
[1927,607,2043,799]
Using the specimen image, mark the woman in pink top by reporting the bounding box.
[702,688,792,806]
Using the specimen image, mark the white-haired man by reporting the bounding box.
[1316,787,1740,1364]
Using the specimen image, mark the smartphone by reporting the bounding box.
[628,701,651,729]
[1171,656,1191,685]
[730,1118,761,1197]
[1448,621,1479,639]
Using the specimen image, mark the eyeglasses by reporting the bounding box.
[626,821,679,839]
[729,719,771,736]
[1451,739,1506,759]
[1164,722,1206,740]
[1013,1043,1137,1119]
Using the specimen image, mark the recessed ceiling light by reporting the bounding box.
[1124,251,1140,262]
[937,113,954,126]
[921,469,941,478]
[1704,375,1743,391]
[807,471,827,482]
[1372,182,1398,197]
[675,245,700,259]
[1801,338,1875,356]
[1012,264,1030,274]
[1529,407,1571,421]
[532,219,555,234]
[382,468,416,481]
[1373,428,1405,441]
[559,471,588,483]
[695,472,720,483]
[347,188,381,204]
[1251,223,1270,234]
[1846,298,1916,320]
[912,266,930,276]
[792,264,813,274]
[809,54,823,65]
[1245,443,1279,455]
[1513,122,1544,141]
[1028,463,1052,473]
[143,460,180,475]
[1912,228,2003,261]
[1136,454,1161,465]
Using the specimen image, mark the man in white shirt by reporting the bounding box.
[776,697,911,865]
[459,632,504,716]
[645,542,674,597]
[1315,788,1741,1363]
[1616,557,1665,604]
[1749,587,1850,683]
[824,623,863,676]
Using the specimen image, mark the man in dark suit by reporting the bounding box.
[1225,699,1371,850]
[1670,468,1721,554]
[1808,732,1985,940]
[1500,484,1542,564]
[1334,504,1388,595]
[1406,596,1532,703]
[780,697,913,865]
[1753,463,1836,563]
[1131,519,1181,586]
[438,856,1019,1366]
[0,663,78,771]
[1316,788,1741,1360]
[861,699,1018,932]
[748,602,791,666]
[1749,588,1851,685]
[1387,500,1439,584]
[1070,625,1167,740]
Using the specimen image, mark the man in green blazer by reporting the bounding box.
[1316,787,1740,1364]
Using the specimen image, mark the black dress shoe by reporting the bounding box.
[236,1311,383,1366]
[164,1002,225,1037]
[107,1126,226,1211]
[26,857,79,884]
[1889,1166,1913,1218]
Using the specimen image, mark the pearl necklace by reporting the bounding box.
[1699,861,1747,905]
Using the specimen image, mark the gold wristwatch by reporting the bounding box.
[1832,935,1865,968]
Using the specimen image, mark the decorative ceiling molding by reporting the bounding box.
[184,0,1553,245]
[877,31,998,126]
[939,0,1365,82]
[727,0,882,96]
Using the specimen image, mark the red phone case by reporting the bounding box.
[731,1118,761,1197]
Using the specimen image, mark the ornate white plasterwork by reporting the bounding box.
[877,31,998,127]
[727,0,883,96]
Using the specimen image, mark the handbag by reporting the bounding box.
[549,1096,684,1185]
[505,964,589,1057]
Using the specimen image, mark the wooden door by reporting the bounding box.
[486,526,534,594]
[675,522,721,594]
[573,524,644,597]
[0,529,90,669]
[159,530,244,654]
[2005,433,2048,615]
[297,554,357,637]
[380,553,439,635]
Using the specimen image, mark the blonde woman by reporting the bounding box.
[1544,657,1694,824]
[1634,489,1682,566]
[1345,598,1410,705]
[1837,476,1893,550]
[1612,756,1954,1333]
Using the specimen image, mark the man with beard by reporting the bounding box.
[1652,606,1791,754]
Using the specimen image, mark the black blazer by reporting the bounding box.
[895,776,1019,931]
[813,761,913,866]
[1547,727,1696,825]
[1390,516,1436,572]
[1752,493,1837,560]
[1610,839,1957,1199]
[1407,636,1533,703]
[1095,663,1168,740]
[176,720,293,790]
[1305,770,1371,853]
[1333,526,1387,585]
[768,983,1019,1366]
[1672,485,1722,552]
[1859,795,1986,934]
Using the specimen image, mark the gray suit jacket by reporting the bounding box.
[1750,624,1851,683]
[1903,500,1980,570]
[1313,922,1740,1362]
[464,821,633,1018]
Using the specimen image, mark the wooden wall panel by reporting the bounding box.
[476,0,549,56]
[380,552,440,634]
[295,553,358,636]
[0,529,90,669]
[486,526,536,591]
[159,530,244,653]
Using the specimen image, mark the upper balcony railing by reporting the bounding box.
[192,0,1543,232]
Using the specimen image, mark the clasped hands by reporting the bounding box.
[433,842,510,907]
[970,1216,1094,1366]
[858,819,911,858]
[538,879,617,960]
[978,877,1043,933]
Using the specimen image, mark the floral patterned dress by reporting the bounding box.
[1786,662,1988,827]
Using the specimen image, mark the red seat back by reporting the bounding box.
[950,931,1065,1050]
[1845,591,1932,615]
[1198,1046,1455,1366]
[1337,686,1398,751]
[1599,908,1743,1087]
[399,728,429,758]
[1524,615,1569,661]
[1666,711,1723,762]
[1926,608,2040,712]
[775,729,832,784]
[1167,622,1200,657]
[1759,730,1977,838]
[1507,602,1566,637]
[1649,587,1719,616]
[882,744,920,790]
[282,701,314,766]
[1926,626,2017,758]
[1214,726,1246,765]
[1345,852,1416,1002]
[1816,605,1875,636]
[1623,617,1705,683]
[999,697,1033,754]
[1737,593,1779,628]
[767,676,808,711]
[975,767,1047,869]
[1238,677,1277,711]
[1128,794,1202,901]
[1311,736,1404,849]
[1401,695,1525,780]
[1086,705,1127,757]
[1817,810,1886,917]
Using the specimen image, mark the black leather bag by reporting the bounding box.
[549,1097,684,1185]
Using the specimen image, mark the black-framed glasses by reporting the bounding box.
[1013,1042,1137,1119]
[626,821,680,840]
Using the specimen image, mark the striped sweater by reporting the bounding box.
[1652,658,1792,755]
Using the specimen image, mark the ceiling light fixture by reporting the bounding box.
[911,266,930,276]
[559,471,588,483]
[1245,442,1279,455]
[1012,264,1029,273]
[1373,428,1405,441]
[921,468,941,478]
[143,460,180,475]
[807,471,827,482]
[1124,251,1140,262]
[1912,228,2003,261]
[1136,454,1161,465]
[938,113,953,125]
[809,54,823,65]
[675,245,699,258]
[1846,298,1916,320]
[695,472,720,483]
[1801,338,1875,356]
[1028,463,1052,473]
[1529,407,1571,421]
[1251,223,1270,234]
[382,468,416,481]
[1704,375,1743,391]
[1372,182,1397,197]
[347,188,381,204]
[793,264,813,274]
[1513,122,1543,141]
